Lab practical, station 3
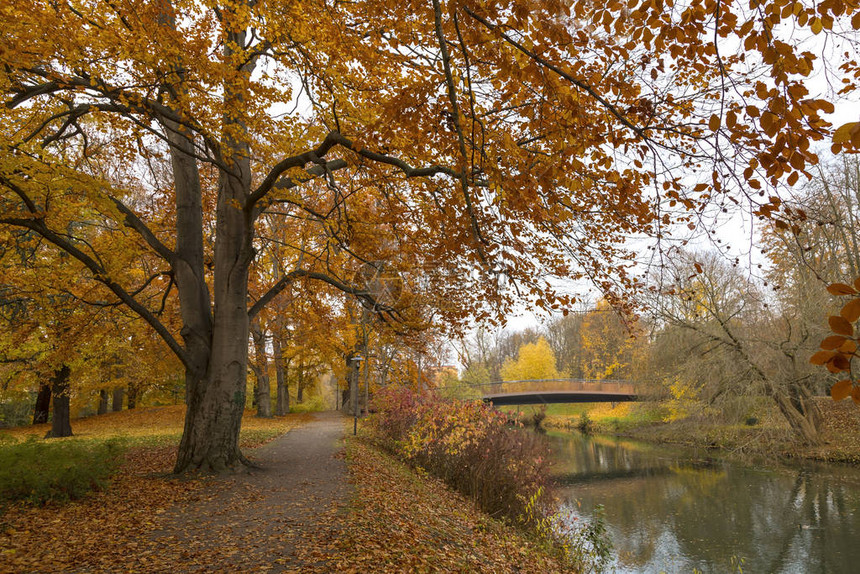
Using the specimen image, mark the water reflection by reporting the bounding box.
[550,433,860,573]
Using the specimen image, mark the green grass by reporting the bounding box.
[0,406,314,509]
[503,402,667,434]
[0,437,127,506]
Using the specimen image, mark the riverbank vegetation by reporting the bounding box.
[510,398,860,464]
[366,387,611,571]
[454,156,860,460]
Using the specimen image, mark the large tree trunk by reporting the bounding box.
[251,319,272,417]
[172,48,255,472]
[165,10,261,473]
[172,170,254,472]
[33,383,51,424]
[273,336,290,416]
[45,365,72,438]
[98,389,110,414]
[112,387,125,412]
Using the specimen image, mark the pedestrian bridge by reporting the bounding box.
[476,379,637,405]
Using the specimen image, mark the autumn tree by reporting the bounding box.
[0,219,180,434]
[501,337,560,383]
[780,158,860,402]
[544,309,588,378]
[1,0,852,471]
[579,300,641,380]
[647,251,823,443]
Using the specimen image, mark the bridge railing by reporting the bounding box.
[471,379,637,396]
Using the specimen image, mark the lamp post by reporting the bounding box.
[350,355,364,435]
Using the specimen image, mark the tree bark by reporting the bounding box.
[172,26,256,470]
[296,361,304,404]
[172,175,254,472]
[251,319,272,417]
[765,381,822,446]
[127,382,140,410]
[773,392,821,445]
[112,387,125,412]
[97,389,109,415]
[33,383,51,424]
[273,336,290,416]
[45,365,72,438]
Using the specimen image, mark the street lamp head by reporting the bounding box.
[351,356,364,363]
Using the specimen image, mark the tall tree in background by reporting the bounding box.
[501,337,560,382]
[770,157,860,404]
[580,300,641,380]
[0,0,851,471]
[545,311,587,379]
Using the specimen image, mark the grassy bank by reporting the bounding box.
[293,434,572,573]
[514,399,860,464]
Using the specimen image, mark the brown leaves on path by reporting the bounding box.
[1,444,213,573]
[142,411,349,573]
[294,437,568,574]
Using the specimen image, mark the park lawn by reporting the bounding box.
[0,407,312,573]
[0,404,307,447]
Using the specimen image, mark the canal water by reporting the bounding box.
[549,431,860,573]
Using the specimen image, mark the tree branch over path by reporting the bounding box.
[0,216,188,369]
[461,6,703,149]
[109,197,175,262]
[6,69,223,168]
[248,268,393,321]
[432,0,488,261]
[249,131,469,221]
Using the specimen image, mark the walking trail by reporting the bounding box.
[147,411,350,573]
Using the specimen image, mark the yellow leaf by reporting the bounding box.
[811,17,823,34]
[834,122,857,145]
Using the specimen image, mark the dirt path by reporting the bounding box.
[146,411,350,573]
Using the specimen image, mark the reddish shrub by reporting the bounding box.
[368,387,553,528]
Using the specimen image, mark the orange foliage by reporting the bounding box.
[813,279,860,403]
[2,0,859,468]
